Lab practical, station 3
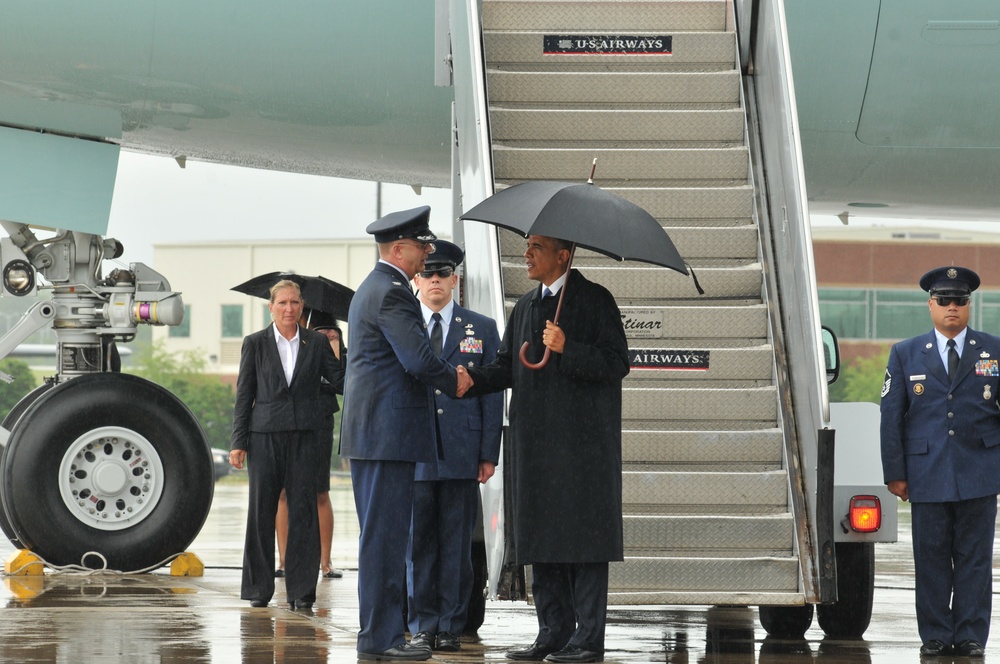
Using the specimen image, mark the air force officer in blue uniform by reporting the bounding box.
[339,207,472,661]
[406,241,503,652]
[881,266,1000,658]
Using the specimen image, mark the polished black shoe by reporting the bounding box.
[249,599,268,608]
[919,640,952,656]
[506,642,559,661]
[274,568,285,578]
[322,568,344,579]
[544,645,604,663]
[292,600,313,611]
[435,631,461,651]
[955,640,985,657]
[409,632,435,651]
[357,643,432,661]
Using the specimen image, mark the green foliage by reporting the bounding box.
[829,346,891,404]
[129,341,234,450]
[0,359,38,421]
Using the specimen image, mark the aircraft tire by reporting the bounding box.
[0,373,214,570]
[757,603,814,639]
[0,383,54,547]
[816,542,875,639]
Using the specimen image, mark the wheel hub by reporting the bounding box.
[58,426,164,531]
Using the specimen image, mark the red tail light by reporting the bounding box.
[848,495,881,533]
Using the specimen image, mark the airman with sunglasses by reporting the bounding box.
[881,266,1000,658]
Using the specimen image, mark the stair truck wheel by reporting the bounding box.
[816,542,875,638]
[0,373,214,570]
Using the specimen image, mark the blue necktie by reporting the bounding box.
[542,287,553,299]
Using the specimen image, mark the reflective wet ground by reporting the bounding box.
[2,475,998,662]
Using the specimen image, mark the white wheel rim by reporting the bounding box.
[58,426,165,531]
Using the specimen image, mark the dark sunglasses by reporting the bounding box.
[933,296,969,307]
[419,266,454,279]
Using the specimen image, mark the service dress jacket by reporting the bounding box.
[415,304,503,482]
[468,269,630,564]
[340,262,459,463]
[880,327,1000,503]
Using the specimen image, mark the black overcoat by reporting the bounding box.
[468,269,629,564]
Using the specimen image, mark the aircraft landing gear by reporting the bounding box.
[0,373,213,570]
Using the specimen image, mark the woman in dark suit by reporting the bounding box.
[229,280,343,609]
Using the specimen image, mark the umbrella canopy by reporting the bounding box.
[459,180,688,275]
[231,272,355,322]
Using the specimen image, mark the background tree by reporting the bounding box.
[829,346,891,404]
[0,359,37,421]
[130,342,235,450]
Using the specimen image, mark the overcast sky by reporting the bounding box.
[105,151,453,267]
[104,150,999,270]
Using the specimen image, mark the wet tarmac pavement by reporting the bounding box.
[2,476,998,662]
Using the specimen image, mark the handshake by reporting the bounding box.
[456,365,474,398]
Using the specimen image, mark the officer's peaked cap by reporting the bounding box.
[423,240,464,269]
[366,206,437,244]
[919,266,981,295]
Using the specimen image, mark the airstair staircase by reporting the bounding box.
[479,0,806,606]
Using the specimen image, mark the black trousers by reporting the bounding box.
[241,430,320,604]
[531,562,610,653]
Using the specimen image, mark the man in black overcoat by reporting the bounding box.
[466,234,630,663]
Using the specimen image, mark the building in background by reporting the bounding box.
[813,225,1000,363]
[153,239,379,378]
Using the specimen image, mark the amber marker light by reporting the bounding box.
[848,495,881,533]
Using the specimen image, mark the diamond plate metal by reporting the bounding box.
[485,31,735,67]
[486,70,740,104]
[623,470,787,508]
[492,145,749,181]
[626,345,772,381]
[623,514,794,551]
[609,556,799,592]
[623,386,777,421]
[622,428,783,464]
[491,108,744,142]
[483,0,728,32]
[607,590,805,606]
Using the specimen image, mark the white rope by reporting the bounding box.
[3,550,188,576]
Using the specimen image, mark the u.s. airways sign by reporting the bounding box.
[629,349,710,371]
[543,35,673,55]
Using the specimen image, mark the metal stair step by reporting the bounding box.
[622,428,783,465]
[607,589,805,606]
[492,145,748,181]
[625,345,773,382]
[619,304,767,339]
[487,70,739,104]
[484,31,735,67]
[608,556,799,593]
[483,0,728,33]
[491,108,744,142]
[622,386,777,422]
[623,514,794,552]
[502,261,760,300]
[623,470,787,511]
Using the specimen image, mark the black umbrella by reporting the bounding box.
[231,272,355,322]
[460,178,697,368]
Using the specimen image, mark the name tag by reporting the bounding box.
[909,374,926,381]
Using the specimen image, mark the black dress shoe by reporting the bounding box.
[435,631,461,651]
[409,632,434,651]
[292,600,313,610]
[544,645,604,663]
[357,643,432,661]
[274,568,284,578]
[919,640,952,656]
[249,600,268,608]
[955,640,985,657]
[506,642,559,661]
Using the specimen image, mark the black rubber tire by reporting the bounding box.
[464,538,488,634]
[0,373,214,570]
[758,604,814,639]
[816,542,875,638]
[0,383,54,546]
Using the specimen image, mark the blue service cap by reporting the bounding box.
[918,266,980,295]
[424,239,464,269]
[366,205,437,244]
